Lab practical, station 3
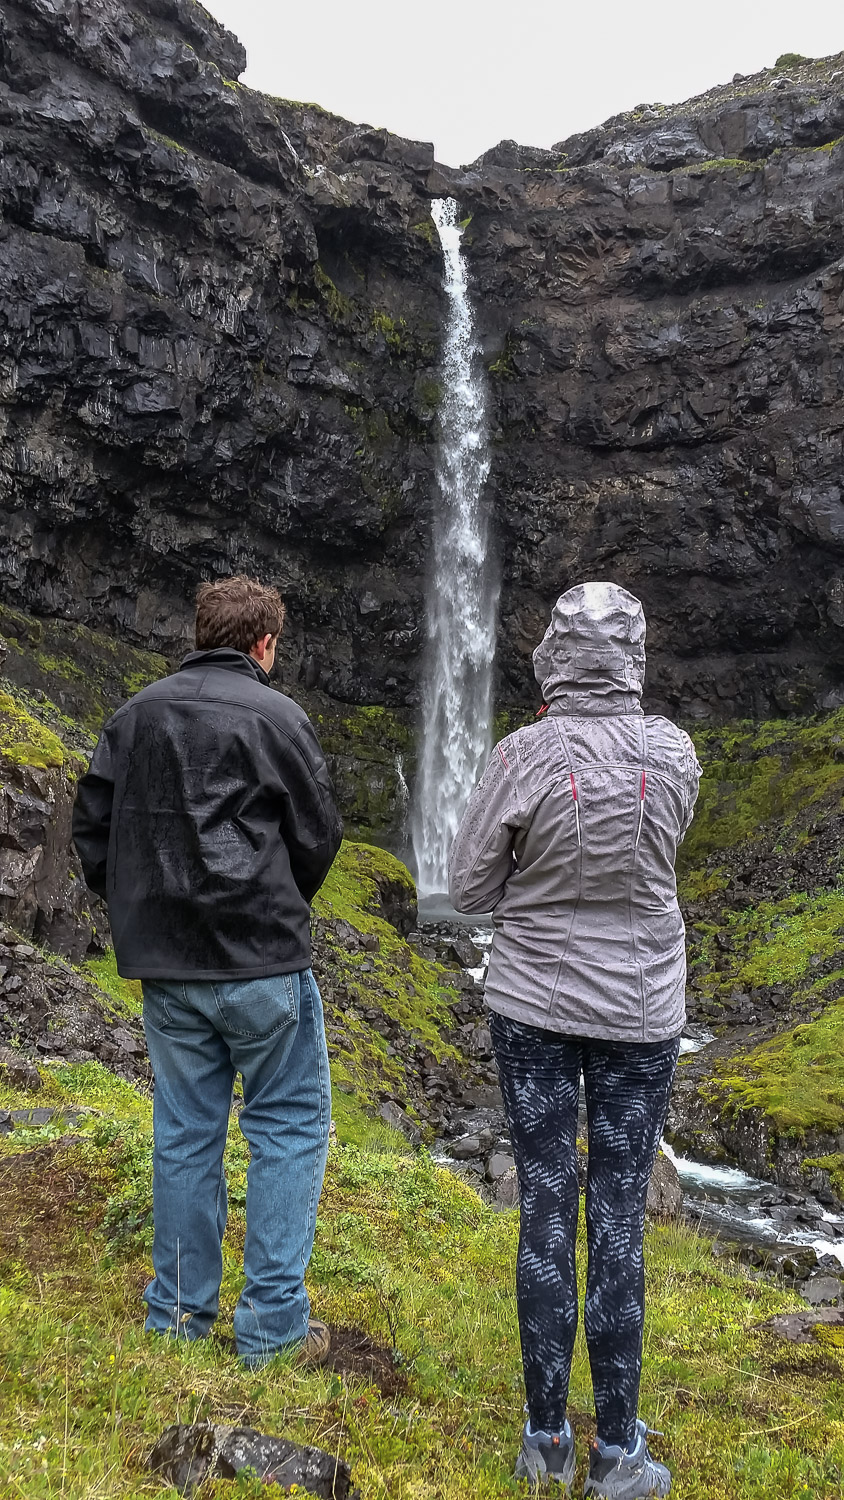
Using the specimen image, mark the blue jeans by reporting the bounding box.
[141,969,331,1364]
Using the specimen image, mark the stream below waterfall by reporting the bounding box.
[419,905,844,1281]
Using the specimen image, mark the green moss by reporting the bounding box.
[0,604,167,733]
[371,310,408,352]
[775,52,811,68]
[722,888,844,989]
[410,218,437,247]
[488,335,517,380]
[0,690,66,769]
[314,263,353,323]
[680,708,844,876]
[704,997,844,1133]
[315,706,414,839]
[802,1153,844,1198]
[79,952,143,1019]
[690,157,764,173]
[314,843,459,1111]
[146,128,189,155]
[416,377,442,409]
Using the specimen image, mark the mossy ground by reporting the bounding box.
[0,1062,843,1499]
[702,996,844,1134]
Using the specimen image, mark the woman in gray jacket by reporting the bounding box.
[449,582,700,1499]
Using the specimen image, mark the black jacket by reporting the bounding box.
[72,649,343,980]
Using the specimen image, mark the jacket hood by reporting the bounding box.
[533,582,646,715]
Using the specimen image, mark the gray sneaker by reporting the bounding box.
[515,1418,576,1488]
[583,1420,670,1498]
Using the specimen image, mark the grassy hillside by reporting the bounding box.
[1,1061,843,1499]
[675,711,844,1187]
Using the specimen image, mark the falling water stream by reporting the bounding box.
[411,198,498,897]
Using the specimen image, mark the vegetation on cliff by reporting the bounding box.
[0,605,168,735]
[675,708,844,1182]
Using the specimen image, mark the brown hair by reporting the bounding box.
[195,575,286,654]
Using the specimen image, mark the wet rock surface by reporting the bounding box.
[0,1,842,769]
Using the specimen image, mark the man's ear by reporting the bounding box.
[252,633,273,663]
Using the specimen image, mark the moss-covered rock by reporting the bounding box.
[316,705,415,841]
[670,707,844,1196]
[312,842,467,1137]
[0,604,168,734]
[0,685,100,957]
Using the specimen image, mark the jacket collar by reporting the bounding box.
[179,648,270,686]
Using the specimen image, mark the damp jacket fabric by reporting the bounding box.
[72,648,343,981]
[448,583,701,1042]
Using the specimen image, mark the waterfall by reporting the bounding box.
[411,198,498,898]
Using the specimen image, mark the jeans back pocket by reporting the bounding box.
[212,974,298,1039]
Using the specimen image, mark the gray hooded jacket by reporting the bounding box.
[448,583,701,1042]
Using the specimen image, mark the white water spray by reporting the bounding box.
[411,199,498,896]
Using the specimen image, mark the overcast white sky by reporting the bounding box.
[205,0,841,166]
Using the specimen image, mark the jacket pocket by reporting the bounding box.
[212,975,298,1039]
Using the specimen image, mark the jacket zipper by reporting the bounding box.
[635,770,646,850]
[569,772,582,847]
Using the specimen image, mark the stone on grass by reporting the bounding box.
[800,1275,844,1307]
[149,1421,360,1498]
[762,1308,844,1344]
[0,1045,42,1091]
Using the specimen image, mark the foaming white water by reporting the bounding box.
[411,198,498,896]
[660,1139,766,1192]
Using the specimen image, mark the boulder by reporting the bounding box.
[149,1421,359,1498]
[378,1101,421,1145]
[762,1308,844,1345]
[493,1166,520,1210]
[487,1151,516,1183]
[646,1151,683,1220]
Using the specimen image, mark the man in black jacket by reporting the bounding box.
[73,575,343,1366]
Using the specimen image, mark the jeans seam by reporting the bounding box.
[300,973,329,1325]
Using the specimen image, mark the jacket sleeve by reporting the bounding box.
[448,741,519,914]
[678,730,702,843]
[280,718,344,902]
[72,721,118,899]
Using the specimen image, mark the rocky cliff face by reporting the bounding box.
[1,0,843,732]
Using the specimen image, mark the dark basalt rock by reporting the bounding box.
[0,0,843,821]
[149,1421,359,1498]
[0,922,148,1078]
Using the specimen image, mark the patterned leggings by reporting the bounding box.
[490,1011,679,1448]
